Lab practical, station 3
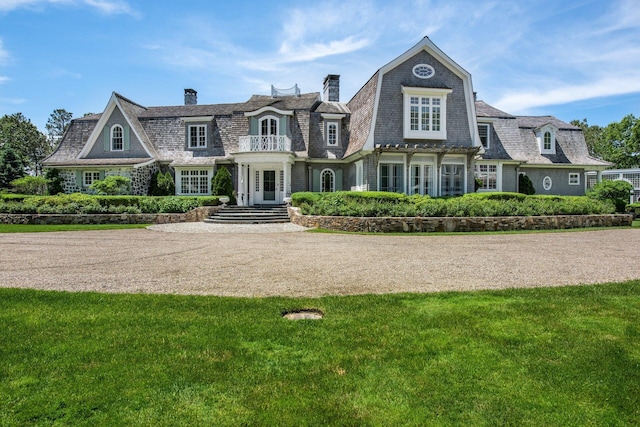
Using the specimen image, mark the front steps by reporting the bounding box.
[204,205,290,224]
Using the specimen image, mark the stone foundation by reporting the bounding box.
[0,206,219,225]
[288,207,633,232]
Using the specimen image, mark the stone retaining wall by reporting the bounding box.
[288,207,633,232]
[0,206,219,225]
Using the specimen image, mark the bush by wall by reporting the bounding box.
[291,191,615,217]
[0,194,219,214]
[587,180,634,212]
[10,176,48,195]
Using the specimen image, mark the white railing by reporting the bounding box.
[238,135,291,152]
[350,184,370,191]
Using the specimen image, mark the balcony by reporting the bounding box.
[238,135,291,152]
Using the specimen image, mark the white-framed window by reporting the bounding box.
[544,132,552,151]
[179,169,210,195]
[478,123,490,149]
[188,125,207,148]
[475,164,498,191]
[83,171,101,187]
[320,169,335,192]
[569,173,580,185]
[326,122,339,146]
[441,164,465,196]
[259,116,278,136]
[402,87,451,140]
[537,125,556,154]
[111,125,123,151]
[409,163,434,196]
[380,163,405,193]
[543,176,553,191]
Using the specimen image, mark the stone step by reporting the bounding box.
[206,205,290,224]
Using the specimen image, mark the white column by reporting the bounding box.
[238,163,245,206]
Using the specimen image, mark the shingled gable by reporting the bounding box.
[77,92,159,162]
[345,36,480,157]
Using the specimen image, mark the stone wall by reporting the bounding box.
[288,207,633,232]
[0,206,219,225]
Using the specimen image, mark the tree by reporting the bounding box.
[587,179,633,212]
[0,113,50,175]
[44,168,64,195]
[518,173,535,195]
[45,109,73,145]
[570,118,603,158]
[573,115,640,168]
[0,144,25,188]
[211,167,234,202]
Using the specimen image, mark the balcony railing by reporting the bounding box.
[238,135,291,152]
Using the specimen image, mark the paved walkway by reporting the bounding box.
[1,226,639,297]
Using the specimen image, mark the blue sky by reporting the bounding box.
[1,0,639,134]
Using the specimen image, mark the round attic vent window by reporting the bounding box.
[413,64,435,79]
[543,176,553,191]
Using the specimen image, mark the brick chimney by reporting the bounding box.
[184,88,197,105]
[323,75,340,102]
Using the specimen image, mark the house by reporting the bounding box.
[43,37,610,204]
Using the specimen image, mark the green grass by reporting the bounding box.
[0,223,150,233]
[1,283,639,426]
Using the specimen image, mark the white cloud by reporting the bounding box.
[494,73,640,114]
[0,76,9,84]
[0,0,136,15]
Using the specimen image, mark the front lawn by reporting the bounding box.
[1,283,638,425]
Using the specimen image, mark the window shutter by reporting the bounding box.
[103,127,110,151]
[312,169,320,192]
[335,169,343,191]
[99,171,105,180]
[76,171,83,188]
[249,117,258,135]
[124,126,130,151]
[279,116,287,135]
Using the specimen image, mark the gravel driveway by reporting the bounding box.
[1,226,639,297]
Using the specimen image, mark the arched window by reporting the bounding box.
[111,125,123,151]
[543,131,552,151]
[320,169,335,192]
[259,116,278,136]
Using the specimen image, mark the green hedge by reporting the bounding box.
[291,191,616,217]
[0,194,219,214]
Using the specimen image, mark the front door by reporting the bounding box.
[263,170,276,201]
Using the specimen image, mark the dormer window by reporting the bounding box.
[402,86,451,140]
[260,116,278,136]
[536,124,557,154]
[478,123,490,149]
[327,122,338,146]
[111,125,123,151]
[188,124,207,148]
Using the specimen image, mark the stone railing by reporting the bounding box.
[288,207,633,233]
[0,206,220,225]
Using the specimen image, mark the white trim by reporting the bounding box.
[478,123,490,149]
[188,124,207,148]
[320,168,336,192]
[258,115,279,137]
[536,124,558,155]
[412,64,435,79]
[110,124,124,151]
[326,121,339,146]
[182,116,213,123]
[568,172,580,185]
[320,113,346,120]
[78,92,156,159]
[244,106,293,117]
[402,86,452,140]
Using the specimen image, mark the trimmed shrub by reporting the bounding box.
[10,176,48,195]
[90,176,131,195]
[211,167,234,203]
[149,170,175,196]
[587,179,633,212]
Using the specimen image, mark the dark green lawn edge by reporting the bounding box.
[0,223,150,233]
